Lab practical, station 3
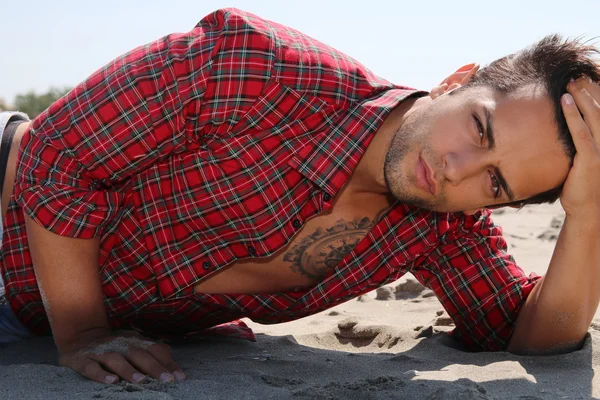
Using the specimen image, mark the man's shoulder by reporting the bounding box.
[198,8,278,44]
[201,8,397,107]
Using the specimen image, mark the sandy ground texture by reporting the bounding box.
[1,202,599,400]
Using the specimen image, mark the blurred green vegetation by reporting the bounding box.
[10,87,71,118]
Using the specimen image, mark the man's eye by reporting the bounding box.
[490,171,501,198]
[473,113,484,143]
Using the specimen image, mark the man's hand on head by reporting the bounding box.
[508,77,600,354]
[559,77,600,218]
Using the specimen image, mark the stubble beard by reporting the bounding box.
[383,108,444,211]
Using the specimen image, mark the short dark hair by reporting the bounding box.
[467,34,600,206]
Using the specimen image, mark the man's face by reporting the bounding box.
[384,84,571,213]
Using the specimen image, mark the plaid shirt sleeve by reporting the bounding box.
[14,9,271,238]
[410,211,542,351]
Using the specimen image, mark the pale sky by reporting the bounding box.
[1,0,597,104]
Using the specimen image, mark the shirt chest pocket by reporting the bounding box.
[226,79,335,139]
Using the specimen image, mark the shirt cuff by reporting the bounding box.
[16,182,126,239]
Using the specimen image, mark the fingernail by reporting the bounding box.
[173,370,186,381]
[563,93,574,105]
[105,375,118,384]
[160,372,174,382]
[132,372,146,383]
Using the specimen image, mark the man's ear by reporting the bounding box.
[430,63,480,100]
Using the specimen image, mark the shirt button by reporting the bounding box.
[248,246,256,255]
[323,193,331,202]
[202,261,211,270]
[292,219,301,229]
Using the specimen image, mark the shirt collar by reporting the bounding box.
[287,88,428,197]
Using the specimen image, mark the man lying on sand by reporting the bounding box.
[0,7,599,385]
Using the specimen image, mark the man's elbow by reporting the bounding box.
[507,329,588,356]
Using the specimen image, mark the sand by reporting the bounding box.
[1,202,598,399]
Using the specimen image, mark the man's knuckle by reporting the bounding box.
[99,352,127,366]
[566,108,581,120]
[64,355,88,369]
[575,128,591,139]
[96,350,117,359]
[165,361,180,371]
[82,362,98,377]
[152,342,171,353]
[125,346,144,356]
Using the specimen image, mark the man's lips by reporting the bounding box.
[416,153,437,196]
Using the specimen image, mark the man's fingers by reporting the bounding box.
[94,352,147,384]
[578,75,600,102]
[126,347,178,382]
[65,355,120,384]
[146,342,186,381]
[58,331,184,385]
[561,92,596,157]
[568,78,600,146]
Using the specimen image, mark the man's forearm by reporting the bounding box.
[508,214,600,353]
[24,215,108,351]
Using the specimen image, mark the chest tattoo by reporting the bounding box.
[282,209,387,280]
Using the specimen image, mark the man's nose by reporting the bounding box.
[442,149,485,186]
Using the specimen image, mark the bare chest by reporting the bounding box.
[193,190,392,294]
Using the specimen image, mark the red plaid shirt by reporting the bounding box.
[1,8,540,351]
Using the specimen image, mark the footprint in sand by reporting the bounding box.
[293,376,406,398]
[375,280,436,301]
[335,317,404,348]
[414,325,435,339]
[395,279,426,299]
[427,386,494,400]
[412,312,455,339]
[433,314,454,327]
[326,310,353,317]
[261,375,305,387]
[376,287,394,300]
[356,295,372,302]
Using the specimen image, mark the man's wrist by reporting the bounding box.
[55,325,112,353]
